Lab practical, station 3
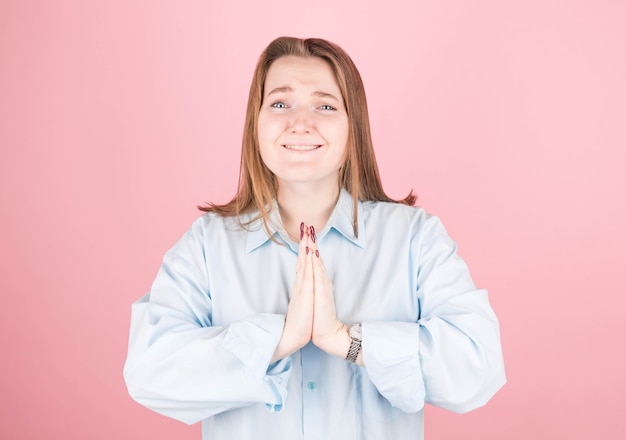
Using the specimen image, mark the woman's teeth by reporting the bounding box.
[283,145,320,151]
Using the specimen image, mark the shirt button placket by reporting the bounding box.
[301,345,322,437]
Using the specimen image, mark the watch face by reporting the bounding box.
[349,324,362,341]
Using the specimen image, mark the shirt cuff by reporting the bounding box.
[222,313,291,411]
[362,321,425,413]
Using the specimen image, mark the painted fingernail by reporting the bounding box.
[315,249,319,258]
[306,246,309,255]
[310,226,316,243]
[300,222,305,240]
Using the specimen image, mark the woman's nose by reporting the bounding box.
[289,108,313,133]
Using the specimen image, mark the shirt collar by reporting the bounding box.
[326,188,365,249]
[245,189,365,253]
[244,201,281,254]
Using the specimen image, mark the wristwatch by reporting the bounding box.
[345,323,362,363]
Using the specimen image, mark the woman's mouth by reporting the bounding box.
[282,144,322,151]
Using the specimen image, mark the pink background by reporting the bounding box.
[1,0,625,438]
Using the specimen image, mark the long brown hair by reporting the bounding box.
[199,36,415,236]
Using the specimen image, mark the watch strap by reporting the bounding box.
[346,325,362,363]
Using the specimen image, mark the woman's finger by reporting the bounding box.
[295,222,308,276]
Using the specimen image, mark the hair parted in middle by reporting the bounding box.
[200,36,415,237]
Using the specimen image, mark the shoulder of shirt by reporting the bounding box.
[360,199,430,221]
[360,200,448,237]
[189,210,260,233]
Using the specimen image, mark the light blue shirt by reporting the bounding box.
[124,190,506,439]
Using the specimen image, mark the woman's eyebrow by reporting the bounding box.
[266,86,293,97]
[313,90,341,102]
[266,87,340,102]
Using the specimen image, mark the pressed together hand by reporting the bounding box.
[271,223,350,363]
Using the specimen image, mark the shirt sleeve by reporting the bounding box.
[123,217,291,425]
[362,214,506,414]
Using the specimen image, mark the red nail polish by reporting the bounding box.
[315,249,319,258]
[300,222,305,240]
[306,246,309,255]
[310,225,316,243]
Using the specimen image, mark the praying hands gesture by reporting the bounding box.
[271,223,361,364]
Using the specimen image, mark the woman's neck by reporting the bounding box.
[277,182,340,241]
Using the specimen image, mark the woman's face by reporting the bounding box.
[258,56,349,190]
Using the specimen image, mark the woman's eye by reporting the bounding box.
[319,104,336,111]
[271,102,287,109]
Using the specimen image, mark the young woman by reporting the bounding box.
[124,36,506,439]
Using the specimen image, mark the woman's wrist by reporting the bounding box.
[313,323,364,366]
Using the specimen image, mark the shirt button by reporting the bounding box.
[307,381,317,391]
